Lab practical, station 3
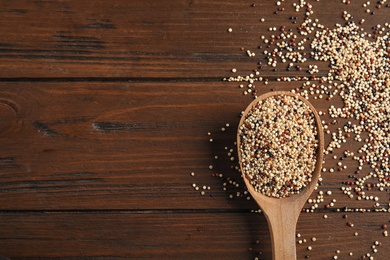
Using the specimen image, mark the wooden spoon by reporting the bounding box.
[237,91,324,260]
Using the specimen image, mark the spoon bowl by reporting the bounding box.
[237,91,324,260]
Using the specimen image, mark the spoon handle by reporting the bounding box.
[264,203,299,260]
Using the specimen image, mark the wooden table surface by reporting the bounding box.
[0,1,389,259]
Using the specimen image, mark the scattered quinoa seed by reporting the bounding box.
[192,1,390,257]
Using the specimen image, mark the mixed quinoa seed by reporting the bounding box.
[238,94,319,198]
[189,0,389,258]
[225,3,390,209]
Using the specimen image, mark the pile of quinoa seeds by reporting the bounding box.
[224,1,390,211]
[238,94,318,198]
[311,22,390,205]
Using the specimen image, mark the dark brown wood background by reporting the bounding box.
[0,1,389,259]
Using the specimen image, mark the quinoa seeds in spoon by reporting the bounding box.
[238,93,319,198]
[237,92,323,259]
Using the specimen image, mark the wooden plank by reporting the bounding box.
[0,212,388,259]
[0,80,252,210]
[0,81,387,213]
[0,0,388,78]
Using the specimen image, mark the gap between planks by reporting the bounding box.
[0,77,328,83]
[0,208,382,214]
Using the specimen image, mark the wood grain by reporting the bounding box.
[0,81,374,211]
[0,212,389,260]
[0,0,388,78]
[0,0,389,259]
